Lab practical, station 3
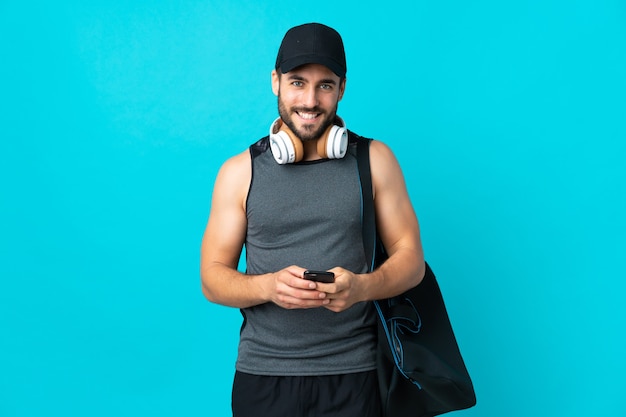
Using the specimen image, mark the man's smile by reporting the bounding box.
[296,111,321,121]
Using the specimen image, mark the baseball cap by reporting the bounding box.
[275,23,347,78]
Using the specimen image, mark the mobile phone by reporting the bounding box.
[303,270,335,283]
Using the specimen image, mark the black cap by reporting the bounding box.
[275,23,347,78]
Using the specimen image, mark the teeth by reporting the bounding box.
[298,112,318,120]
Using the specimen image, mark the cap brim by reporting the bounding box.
[279,54,346,78]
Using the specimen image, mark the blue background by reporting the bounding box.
[1,1,625,416]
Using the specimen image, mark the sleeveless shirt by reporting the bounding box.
[236,136,377,376]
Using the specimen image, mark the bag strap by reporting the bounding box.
[353,132,377,272]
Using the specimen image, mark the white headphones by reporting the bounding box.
[268,116,348,164]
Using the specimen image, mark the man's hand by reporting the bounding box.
[267,266,330,310]
[314,267,365,313]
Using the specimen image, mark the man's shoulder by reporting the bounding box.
[250,136,270,156]
[220,148,252,176]
[347,131,391,154]
[348,129,374,143]
[221,135,270,170]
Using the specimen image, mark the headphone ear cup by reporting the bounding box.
[324,125,348,159]
[316,134,329,159]
[269,119,304,164]
[270,131,296,164]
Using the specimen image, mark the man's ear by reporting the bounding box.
[271,70,280,96]
[338,78,347,101]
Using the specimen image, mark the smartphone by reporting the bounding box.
[303,270,335,283]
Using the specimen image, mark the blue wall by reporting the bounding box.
[1,1,624,416]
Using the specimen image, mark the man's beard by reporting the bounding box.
[277,95,338,142]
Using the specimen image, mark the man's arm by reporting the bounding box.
[366,139,425,296]
[319,140,425,312]
[200,150,329,309]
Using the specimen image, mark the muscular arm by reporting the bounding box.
[365,140,425,298]
[200,150,329,309]
[321,140,425,311]
[199,151,260,307]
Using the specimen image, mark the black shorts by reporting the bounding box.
[232,370,381,417]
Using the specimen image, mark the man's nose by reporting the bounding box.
[301,86,319,108]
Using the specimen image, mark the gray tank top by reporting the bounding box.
[236,137,377,376]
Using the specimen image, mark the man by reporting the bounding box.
[200,23,425,417]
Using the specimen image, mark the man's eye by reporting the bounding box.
[320,84,332,90]
[292,81,303,87]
